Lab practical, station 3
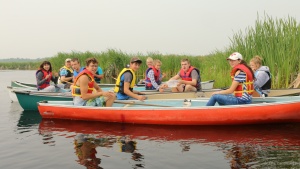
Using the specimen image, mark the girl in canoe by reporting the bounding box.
[206,52,255,106]
[36,61,64,92]
[144,59,167,92]
[72,57,115,107]
[249,55,271,97]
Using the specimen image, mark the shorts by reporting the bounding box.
[85,96,106,107]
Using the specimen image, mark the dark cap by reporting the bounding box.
[130,57,142,64]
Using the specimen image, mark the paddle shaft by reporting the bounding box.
[114,100,172,107]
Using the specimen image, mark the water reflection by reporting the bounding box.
[74,134,115,169]
[37,119,300,168]
[118,135,144,167]
[15,110,41,134]
[224,144,258,168]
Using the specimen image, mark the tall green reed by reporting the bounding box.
[227,14,300,88]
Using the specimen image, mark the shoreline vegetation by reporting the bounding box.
[1,14,299,89]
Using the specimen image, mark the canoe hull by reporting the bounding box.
[7,86,18,102]
[15,91,72,111]
[38,98,300,125]
[11,80,36,88]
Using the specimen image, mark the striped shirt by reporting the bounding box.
[234,71,252,102]
[147,70,160,90]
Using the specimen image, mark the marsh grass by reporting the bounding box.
[227,14,300,88]
[1,14,299,89]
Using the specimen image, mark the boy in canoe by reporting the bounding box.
[94,66,104,84]
[72,57,115,107]
[114,57,147,101]
[164,58,202,92]
[59,58,74,88]
[71,58,85,81]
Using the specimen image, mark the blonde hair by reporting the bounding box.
[146,57,153,63]
[153,59,162,65]
[250,55,263,66]
[181,58,190,64]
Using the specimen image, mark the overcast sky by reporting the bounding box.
[1,0,300,59]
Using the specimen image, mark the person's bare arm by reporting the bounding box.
[212,71,240,95]
[124,82,146,101]
[179,79,197,86]
[94,74,104,79]
[169,74,180,80]
[60,76,73,83]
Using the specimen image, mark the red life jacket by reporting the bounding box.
[179,66,201,90]
[230,64,254,97]
[72,69,95,96]
[36,69,52,90]
[145,66,161,87]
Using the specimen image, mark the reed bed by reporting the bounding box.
[47,50,211,83]
[1,14,299,89]
[226,14,300,88]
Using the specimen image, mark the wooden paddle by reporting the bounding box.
[114,100,172,107]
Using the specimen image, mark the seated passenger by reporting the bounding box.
[206,52,255,106]
[249,55,271,97]
[72,57,115,107]
[36,61,64,92]
[144,59,167,92]
[114,57,147,101]
[165,58,201,92]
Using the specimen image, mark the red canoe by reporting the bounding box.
[37,96,300,125]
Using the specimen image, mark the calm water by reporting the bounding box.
[1,70,300,169]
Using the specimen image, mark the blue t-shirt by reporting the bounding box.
[73,67,85,78]
[59,68,68,77]
[94,67,103,83]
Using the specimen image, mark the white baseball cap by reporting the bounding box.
[65,58,71,62]
[227,52,243,60]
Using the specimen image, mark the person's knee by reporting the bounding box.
[184,85,196,92]
[45,86,56,92]
[171,87,179,92]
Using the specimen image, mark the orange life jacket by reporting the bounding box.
[230,64,254,97]
[36,69,52,90]
[179,66,201,90]
[145,66,161,87]
[72,69,95,96]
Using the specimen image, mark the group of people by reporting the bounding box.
[141,57,201,93]
[36,52,271,108]
[36,58,104,91]
[206,52,271,106]
[36,57,115,106]
[114,56,203,101]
